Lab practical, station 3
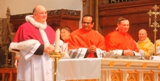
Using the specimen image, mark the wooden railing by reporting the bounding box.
[99,0,138,4]
[0,68,16,81]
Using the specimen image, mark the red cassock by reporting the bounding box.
[68,28,106,57]
[105,30,139,52]
[13,22,55,44]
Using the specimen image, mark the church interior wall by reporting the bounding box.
[0,0,83,27]
[99,0,160,42]
[0,0,83,68]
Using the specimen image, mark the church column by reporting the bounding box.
[82,0,94,16]
[123,71,128,81]
[82,0,103,33]
[95,0,99,31]
[139,71,144,81]
[154,71,158,81]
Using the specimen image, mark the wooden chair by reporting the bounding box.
[0,68,17,81]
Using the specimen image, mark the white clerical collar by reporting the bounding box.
[25,15,47,30]
[25,15,50,46]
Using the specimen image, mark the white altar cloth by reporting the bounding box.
[57,58,102,80]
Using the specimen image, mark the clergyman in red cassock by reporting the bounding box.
[68,14,106,58]
[105,16,142,58]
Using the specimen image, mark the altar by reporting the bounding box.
[1,58,160,81]
[100,58,160,81]
[56,58,160,81]
[57,58,101,81]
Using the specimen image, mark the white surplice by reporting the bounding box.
[9,15,54,81]
[59,40,70,59]
[10,40,53,81]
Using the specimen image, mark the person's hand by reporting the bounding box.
[44,45,55,54]
[15,55,19,60]
[88,45,96,54]
[123,50,134,56]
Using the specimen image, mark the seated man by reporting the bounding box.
[68,14,106,58]
[137,29,154,59]
[105,16,141,58]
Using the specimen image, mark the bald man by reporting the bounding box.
[137,29,153,59]
[9,5,55,81]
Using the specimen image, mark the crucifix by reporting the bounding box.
[147,5,160,55]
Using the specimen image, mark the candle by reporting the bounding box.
[55,29,60,52]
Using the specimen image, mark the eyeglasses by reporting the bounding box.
[82,22,92,25]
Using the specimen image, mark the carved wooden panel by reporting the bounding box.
[127,71,139,81]
[111,70,123,81]
[143,71,154,81]
[10,9,80,32]
[47,9,81,31]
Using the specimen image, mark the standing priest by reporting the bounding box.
[9,5,55,81]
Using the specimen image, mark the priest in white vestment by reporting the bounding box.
[9,5,56,81]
